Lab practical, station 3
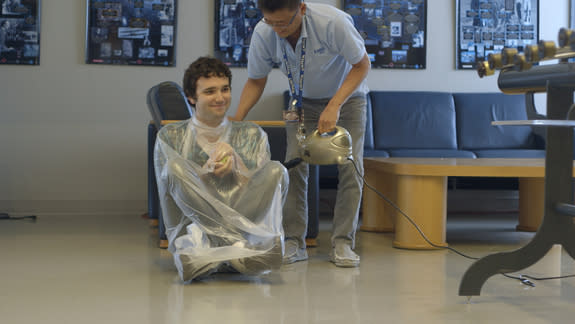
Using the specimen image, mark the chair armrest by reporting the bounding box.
[250,120,286,127]
[161,120,286,126]
[161,120,180,126]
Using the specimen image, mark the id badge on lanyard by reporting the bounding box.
[283,99,300,122]
[282,37,306,123]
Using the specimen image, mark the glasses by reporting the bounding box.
[262,9,298,29]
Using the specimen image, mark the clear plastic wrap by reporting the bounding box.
[154,117,288,281]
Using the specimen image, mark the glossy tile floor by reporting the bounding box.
[1,209,575,323]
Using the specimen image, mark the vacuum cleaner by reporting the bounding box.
[282,126,353,168]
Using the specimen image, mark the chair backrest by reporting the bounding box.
[147,81,192,129]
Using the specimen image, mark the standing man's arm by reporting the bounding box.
[317,53,371,134]
[232,76,268,121]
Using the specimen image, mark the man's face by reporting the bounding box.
[262,4,303,39]
[189,75,231,127]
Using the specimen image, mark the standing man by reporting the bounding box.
[233,0,370,267]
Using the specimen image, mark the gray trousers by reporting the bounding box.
[283,95,366,248]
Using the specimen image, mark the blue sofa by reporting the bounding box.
[364,91,544,158]
[281,91,545,182]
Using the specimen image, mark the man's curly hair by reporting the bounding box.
[183,56,232,104]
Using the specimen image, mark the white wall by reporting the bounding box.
[0,0,568,215]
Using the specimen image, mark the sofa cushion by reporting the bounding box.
[472,149,546,158]
[454,93,538,150]
[387,149,476,158]
[370,91,458,150]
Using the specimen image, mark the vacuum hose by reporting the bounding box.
[282,158,303,169]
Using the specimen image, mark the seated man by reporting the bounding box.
[154,57,288,282]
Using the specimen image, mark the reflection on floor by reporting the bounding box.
[1,210,574,324]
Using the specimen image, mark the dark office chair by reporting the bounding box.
[146,81,192,247]
[147,81,193,129]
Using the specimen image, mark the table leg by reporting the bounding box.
[393,175,448,249]
[517,177,545,232]
[361,170,396,232]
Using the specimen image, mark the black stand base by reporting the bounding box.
[459,86,575,296]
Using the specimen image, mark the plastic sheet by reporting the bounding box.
[154,117,288,281]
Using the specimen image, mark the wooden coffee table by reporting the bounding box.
[361,158,575,249]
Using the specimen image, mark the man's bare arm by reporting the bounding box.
[318,54,371,133]
[232,76,268,121]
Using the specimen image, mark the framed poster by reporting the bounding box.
[0,0,41,65]
[343,0,427,69]
[85,0,177,66]
[456,0,539,70]
[215,0,261,67]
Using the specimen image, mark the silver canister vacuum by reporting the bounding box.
[283,126,353,168]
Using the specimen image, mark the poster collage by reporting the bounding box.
[0,0,40,65]
[343,0,427,69]
[85,0,176,66]
[214,0,427,69]
[456,0,539,69]
[0,1,547,69]
[214,0,260,67]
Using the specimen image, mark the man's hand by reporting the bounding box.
[213,155,233,177]
[318,103,341,134]
[211,142,234,177]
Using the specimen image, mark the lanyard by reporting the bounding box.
[282,37,307,111]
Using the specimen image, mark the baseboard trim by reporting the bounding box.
[0,200,147,216]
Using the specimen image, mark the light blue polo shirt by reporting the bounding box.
[247,3,369,99]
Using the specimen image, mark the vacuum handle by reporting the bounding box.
[311,126,340,138]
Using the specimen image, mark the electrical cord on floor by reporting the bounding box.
[348,158,479,260]
[501,273,535,287]
[348,157,575,287]
[502,272,575,287]
[0,213,37,222]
